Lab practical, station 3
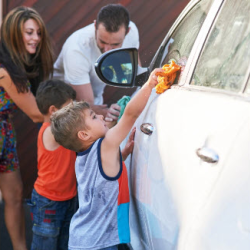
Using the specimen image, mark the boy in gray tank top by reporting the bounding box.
[50,68,164,250]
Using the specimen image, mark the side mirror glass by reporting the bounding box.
[95,48,138,88]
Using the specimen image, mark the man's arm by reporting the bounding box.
[70,83,110,117]
[58,40,113,117]
[138,54,142,66]
[71,83,94,103]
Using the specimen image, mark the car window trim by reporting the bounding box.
[186,0,250,96]
[242,64,250,94]
[149,0,202,71]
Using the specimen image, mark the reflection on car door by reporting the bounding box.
[130,0,250,249]
[152,88,250,249]
[129,0,214,249]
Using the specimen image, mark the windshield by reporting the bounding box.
[191,0,250,92]
[161,0,213,82]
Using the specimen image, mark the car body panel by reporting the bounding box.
[129,86,250,249]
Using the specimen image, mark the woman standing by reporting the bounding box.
[0,6,54,250]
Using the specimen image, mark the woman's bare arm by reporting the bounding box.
[0,68,43,123]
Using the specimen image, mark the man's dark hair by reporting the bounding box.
[36,79,76,115]
[96,4,130,33]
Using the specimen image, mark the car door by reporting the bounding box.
[128,0,214,249]
[129,0,250,249]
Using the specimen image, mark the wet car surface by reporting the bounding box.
[95,0,250,249]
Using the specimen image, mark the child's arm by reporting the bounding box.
[43,126,60,151]
[101,68,164,177]
[121,127,136,161]
[106,68,164,146]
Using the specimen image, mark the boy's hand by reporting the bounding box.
[121,127,136,161]
[147,68,165,88]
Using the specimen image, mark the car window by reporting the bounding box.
[191,0,250,92]
[161,0,213,81]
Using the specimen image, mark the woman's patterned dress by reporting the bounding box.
[0,64,19,173]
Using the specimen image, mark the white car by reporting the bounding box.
[95,0,250,249]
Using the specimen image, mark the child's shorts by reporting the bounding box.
[28,189,78,250]
[0,114,19,173]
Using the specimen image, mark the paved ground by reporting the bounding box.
[0,201,32,250]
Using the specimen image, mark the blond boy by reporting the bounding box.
[51,68,163,250]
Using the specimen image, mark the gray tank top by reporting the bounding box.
[68,138,130,250]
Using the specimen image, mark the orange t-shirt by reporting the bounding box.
[34,122,77,201]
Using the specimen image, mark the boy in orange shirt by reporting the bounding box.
[28,79,77,250]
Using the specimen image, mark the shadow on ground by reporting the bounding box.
[0,202,32,250]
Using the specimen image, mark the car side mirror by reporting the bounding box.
[95,48,139,88]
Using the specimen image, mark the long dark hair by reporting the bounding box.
[0,6,54,93]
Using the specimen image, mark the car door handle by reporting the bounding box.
[140,123,154,135]
[196,146,219,163]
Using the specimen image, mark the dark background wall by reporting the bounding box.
[1,0,190,198]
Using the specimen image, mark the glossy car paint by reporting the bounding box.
[128,0,250,248]
[97,0,250,249]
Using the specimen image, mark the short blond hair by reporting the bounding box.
[51,101,90,152]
